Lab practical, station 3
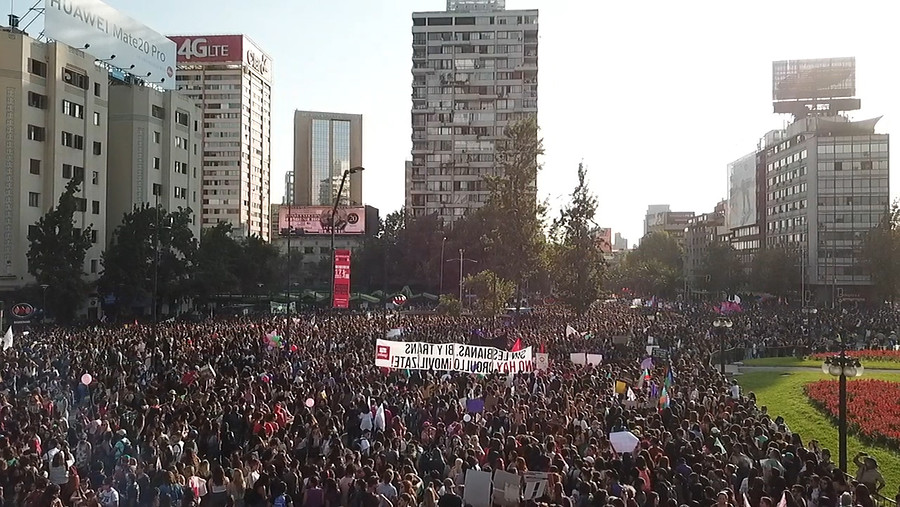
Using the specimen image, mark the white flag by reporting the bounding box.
[566,325,578,337]
[386,328,403,339]
[626,387,636,401]
[1,327,11,351]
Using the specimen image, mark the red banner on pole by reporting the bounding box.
[332,249,351,309]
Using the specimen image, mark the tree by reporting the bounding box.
[548,163,605,314]
[749,246,800,297]
[193,222,242,304]
[233,235,282,295]
[26,178,93,322]
[463,270,515,316]
[437,294,462,317]
[698,242,745,295]
[616,232,683,296]
[480,116,547,301]
[100,204,197,316]
[861,203,900,303]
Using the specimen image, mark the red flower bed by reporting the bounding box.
[808,349,900,362]
[804,379,900,447]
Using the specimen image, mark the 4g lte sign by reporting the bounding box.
[168,35,271,78]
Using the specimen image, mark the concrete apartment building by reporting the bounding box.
[293,111,363,206]
[408,0,538,223]
[683,201,726,292]
[107,84,203,240]
[0,29,109,291]
[168,35,273,240]
[644,207,695,245]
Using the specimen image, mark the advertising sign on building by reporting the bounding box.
[44,0,176,89]
[168,35,272,80]
[726,152,757,230]
[332,249,351,309]
[772,57,856,101]
[278,206,365,235]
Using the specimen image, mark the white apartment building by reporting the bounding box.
[107,84,203,240]
[408,0,538,223]
[168,35,273,240]
[0,28,109,290]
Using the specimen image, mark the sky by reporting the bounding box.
[26,0,899,244]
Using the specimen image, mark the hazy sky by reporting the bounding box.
[29,0,898,243]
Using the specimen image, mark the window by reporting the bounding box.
[29,159,41,175]
[73,166,85,181]
[175,136,188,149]
[153,131,161,143]
[90,230,98,243]
[152,183,162,196]
[861,161,873,171]
[90,259,98,273]
[27,92,47,109]
[175,111,189,126]
[94,82,101,97]
[151,105,165,119]
[834,161,843,171]
[62,68,89,89]
[61,131,84,150]
[28,58,47,77]
[62,100,84,118]
[62,164,72,179]
[27,125,45,141]
[28,192,40,207]
[93,141,102,155]
[93,112,100,126]
[91,171,99,184]
[91,200,100,214]
[153,157,161,170]
[175,161,187,174]
[74,198,86,212]
[174,187,187,199]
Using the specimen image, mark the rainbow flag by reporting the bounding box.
[664,367,674,389]
[659,386,670,409]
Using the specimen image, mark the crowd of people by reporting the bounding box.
[0,301,897,507]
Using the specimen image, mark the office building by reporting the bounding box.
[168,35,273,239]
[613,233,628,252]
[0,29,109,290]
[107,83,203,240]
[408,0,538,223]
[644,207,695,245]
[683,201,726,291]
[284,171,294,205]
[293,111,363,206]
[643,205,670,236]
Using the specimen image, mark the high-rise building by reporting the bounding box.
[643,204,670,236]
[644,206,695,245]
[284,171,294,205]
[293,111,363,206]
[408,0,538,223]
[0,29,110,290]
[168,35,273,239]
[613,233,628,251]
[683,201,726,291]
[106,83,203,240]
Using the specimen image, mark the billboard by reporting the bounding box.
[44,0,176,89]
[727,153,757,230]
[332,249,351,309]
[277,206,366,235]
[595,228,612,253]
[168,35,272,81]
[772,57,855,101]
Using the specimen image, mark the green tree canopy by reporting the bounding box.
[699,242,745,295]
[861,203,900,303]
[26,178,93,322]
[463,270,515,317]
[749,245,801,297]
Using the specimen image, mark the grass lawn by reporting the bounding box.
[738,370,900,495]
[742,356,900,370]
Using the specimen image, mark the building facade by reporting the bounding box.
[683,201,726,292]
[0,30,109,290]
[408,0,538,223]
[284,171,294,205]
[168,35,273,240]
[762,115,889,303]
[293,111,363,207]
[107,84,203,240]
[645,209,695,245]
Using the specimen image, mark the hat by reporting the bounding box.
[116,429,127,437]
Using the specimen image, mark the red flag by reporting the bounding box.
[540,341,545,354]
[511,338,522,352]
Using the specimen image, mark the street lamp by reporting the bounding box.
[712,317,733,374]
[330,166,364,307]
[151,191,172,341]
[448,248,477,310]
[439,236,447,296]
[822,333,864,473]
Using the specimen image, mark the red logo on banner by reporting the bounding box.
[376,345,391,361]
[332,249,351,309]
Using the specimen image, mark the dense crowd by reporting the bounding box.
[0,302,896,507]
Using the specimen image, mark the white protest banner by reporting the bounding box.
[375,339,534,375]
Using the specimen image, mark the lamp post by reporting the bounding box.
[822,333,864,473]
[151,191,171,339]
[712,317,733,374]
[439,236,447,295]
[40,284,49,321]
[331,166,364,307]
[449,248,477,310]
